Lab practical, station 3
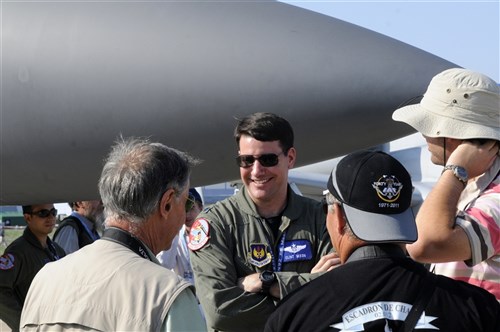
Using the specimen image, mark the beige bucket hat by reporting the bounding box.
[392,68,499,140]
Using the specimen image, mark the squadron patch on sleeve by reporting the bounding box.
[0,253,15,270]
[188,218,210,251]
[247,244,272,268]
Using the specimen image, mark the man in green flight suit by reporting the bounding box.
[189,112,338,331]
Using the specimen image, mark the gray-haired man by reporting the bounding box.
[21,137,206,331]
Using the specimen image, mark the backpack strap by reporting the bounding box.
[54,216,82,238]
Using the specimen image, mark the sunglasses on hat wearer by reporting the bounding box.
[236,152,283,168]
[30,208,58,218]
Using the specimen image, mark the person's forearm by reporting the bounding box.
[407,172,471,262]
[203,288,275,331]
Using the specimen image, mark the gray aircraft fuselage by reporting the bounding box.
[1,0,456,205]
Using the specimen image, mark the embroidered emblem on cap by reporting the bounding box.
[247,244,272,267]
[372,175,403,204]
[0,254,15,270]
[188,218,210,251]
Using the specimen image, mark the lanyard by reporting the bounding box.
[260,217,287,272]
[102,227,153,261]
[263,229,287,272]
[272,230,287,272]
[46,241,61,261]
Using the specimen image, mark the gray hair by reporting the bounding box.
[325,192,357,239]
[98,137,199,224]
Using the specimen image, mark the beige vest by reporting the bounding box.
[21,239,191,331]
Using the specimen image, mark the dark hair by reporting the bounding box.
[189,188,203,205]
[22,205,32,214]
[98,137,199,224]
[234,112,294,154]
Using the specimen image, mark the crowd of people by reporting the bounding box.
[0,67,498,331]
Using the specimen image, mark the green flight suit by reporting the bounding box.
[190,186,333,331]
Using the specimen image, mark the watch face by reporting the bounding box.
[261,271,275,282]
[455,167,467,180]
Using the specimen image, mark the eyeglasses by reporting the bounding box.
[185,194,196,212]
[321,197,329,215]
[236,153,283,168]
[322,195,342,214]
[31,208,58,218]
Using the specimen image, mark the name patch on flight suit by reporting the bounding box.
[188,218,210,251]
[0,253,15,270]
[283,240,312,262]
[247,244,272,267]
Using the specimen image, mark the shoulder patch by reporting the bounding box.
[0,253,15,270]
[188,218,210,251]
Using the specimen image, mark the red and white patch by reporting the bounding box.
[0,254,15,270]
[188,218,210,251]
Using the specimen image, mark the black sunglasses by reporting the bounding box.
[31,208,58,218]
[185,194,196,212]
[236,153,283,168]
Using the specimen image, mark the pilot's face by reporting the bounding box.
[238,135,295,207]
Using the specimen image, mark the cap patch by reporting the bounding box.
[0,254,15,270]
[372,175,404,205]
[188,218,210,251]
[326,150,417,243]
[247,244,272,267]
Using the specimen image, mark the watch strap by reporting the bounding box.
[442,164,468,186]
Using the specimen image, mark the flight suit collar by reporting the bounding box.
[239,185,303,228]
[23,226,46,249]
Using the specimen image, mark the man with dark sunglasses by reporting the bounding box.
[0,204,66,331]
[189,112,338,331]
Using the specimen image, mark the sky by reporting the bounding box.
[279,0,499,82]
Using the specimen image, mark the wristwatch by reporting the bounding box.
[442,165,468,186]
[259,270,276,294]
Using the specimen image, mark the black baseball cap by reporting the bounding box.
[189,188,203,205]
[327,150,417,243]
